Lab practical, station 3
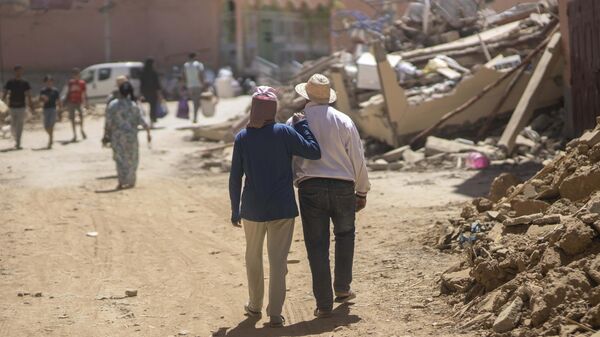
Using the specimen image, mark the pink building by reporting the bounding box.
[0,0,222,72]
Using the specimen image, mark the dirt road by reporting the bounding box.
[0,99,497,337]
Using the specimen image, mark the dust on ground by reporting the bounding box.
[0,99,531,337]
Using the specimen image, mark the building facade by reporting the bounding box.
[0,0,531,75]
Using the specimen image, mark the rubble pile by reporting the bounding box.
[183,1,566,180]
[434,120,600,336]
[384,0,556,54]
[366,107,565,173]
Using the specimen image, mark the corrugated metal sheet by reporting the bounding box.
[568,0,600,136]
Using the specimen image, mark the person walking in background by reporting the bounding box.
[183,52,205,123]
[229,86,321,328]
[40,75,62,149]
[140,58,162,128]
[102,75,130,146]
[65,67,88,142]
[290,74,370,319]
[2,65,33,150]
[107,75,129,105]
[102,82,151,190]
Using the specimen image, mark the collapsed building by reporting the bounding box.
[187,0,571,174]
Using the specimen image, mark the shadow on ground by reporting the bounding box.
[218,304,360,337]
[452,162,543,198]
[96,175,118,180]
[94,187,122,194]
[0,147,20,153]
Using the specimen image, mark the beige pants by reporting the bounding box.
[243,218,294,317]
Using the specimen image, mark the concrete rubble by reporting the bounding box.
[433,119,600,336]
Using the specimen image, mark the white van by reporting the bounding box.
[77,62,143,104]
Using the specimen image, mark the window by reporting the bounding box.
[98,68,112,81]
[129,67,142,80]
[81,69,94,84]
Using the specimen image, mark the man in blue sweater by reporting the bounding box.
[229,86,321,328]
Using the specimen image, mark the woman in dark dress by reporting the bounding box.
[140,58,162,127]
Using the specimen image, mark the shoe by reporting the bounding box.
[335,290,356,303]
[269,315,285,328]
[314,308,332,319]
[81,131,87,140]
[244,304,261,318]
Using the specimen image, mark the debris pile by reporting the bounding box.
[434,120,600,336]
[339,10,563,152]
[183,1,568,180]
[366,106,565,172]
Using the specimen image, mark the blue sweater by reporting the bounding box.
[229,120,321,223]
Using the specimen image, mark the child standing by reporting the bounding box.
[40,75,62,149]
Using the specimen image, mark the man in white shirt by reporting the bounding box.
[183,53,205,123]
[290,74,370,318]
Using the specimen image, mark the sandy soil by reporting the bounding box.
[0,99,508,337]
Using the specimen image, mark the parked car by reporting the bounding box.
[63,62,143,104]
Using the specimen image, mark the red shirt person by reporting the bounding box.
[65,68,88,141]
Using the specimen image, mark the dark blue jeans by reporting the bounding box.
[299,178,356,311]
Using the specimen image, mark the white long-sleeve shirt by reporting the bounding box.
[288,103,371,196]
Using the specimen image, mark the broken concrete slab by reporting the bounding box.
[559,169,600,202]
[493,296,524,333]
[440,269,471,294]
[381,145,410,162]
[425,136,496,157]
[578,129,600,147]
[510,199,550,216]
[436,67,462,81]
[503,213,543,227]
[402,148,425,164]
[486,211,506,221]
[558,218,596,255]
[489,173,521,202]
[522,184,538,199]
[526,223,559,238]
[584,192,600,214]
[368,159,390,171]
[532,214,561,225]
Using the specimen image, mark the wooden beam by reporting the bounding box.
[498,32,563,153]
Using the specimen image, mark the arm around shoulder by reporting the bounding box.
[286,121,321,160]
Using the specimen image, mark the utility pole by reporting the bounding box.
[101,0,113,62]
[235,0,244,72]
[0,18,4,85]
